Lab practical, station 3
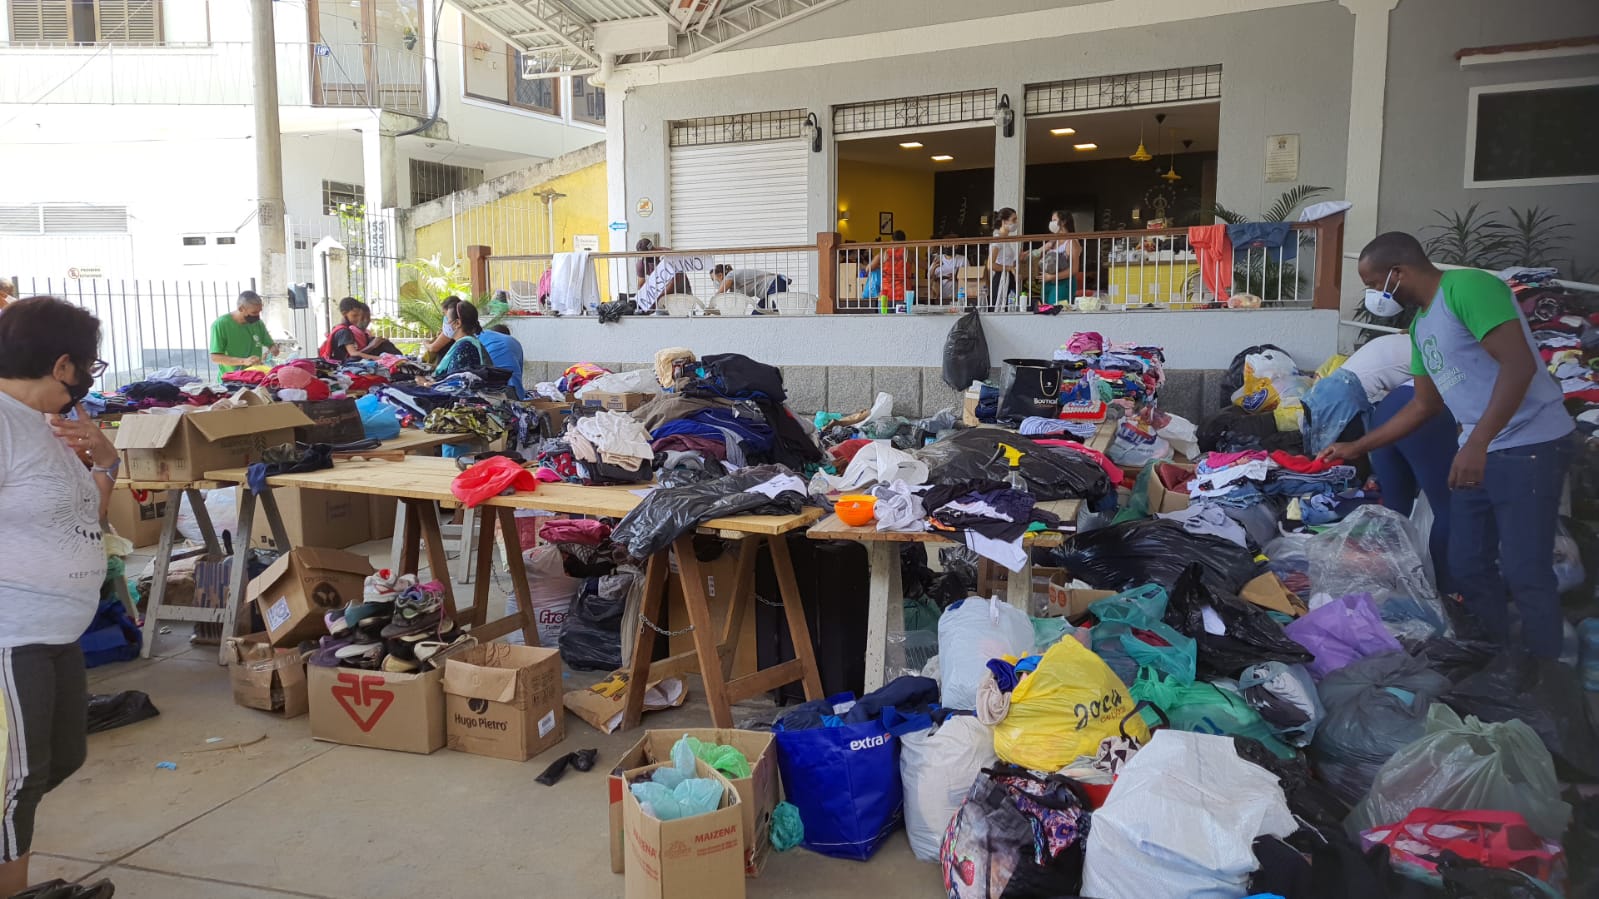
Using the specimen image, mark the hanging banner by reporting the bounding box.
[635,254,711,312]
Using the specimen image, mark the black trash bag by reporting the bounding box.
[1410,635,1499,683]
[1220,343,1291,406]
[1233,737,1351,833]
[536,748,598,786]
[1197,405,1305,455]
[996,358,1062,423]
[596,299,637,323]
[931,546,980,609]
[1163,564,1312,678]
[1058,519,1264,595]
[610,465,808,559]
[86,690,160,734]
[1309,651,1451,805]
[915,429,1113,504]
[941,310,990,391]
[1444,653,1599,781]
[558,570,638,672]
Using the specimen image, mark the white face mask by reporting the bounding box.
[442,319,456,338]
[1363,270,1404,318]
[1048,220,1062,234]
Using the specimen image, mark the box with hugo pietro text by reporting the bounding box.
[441,643,565,761]
[622,759,745,899]
[610,729,779,877]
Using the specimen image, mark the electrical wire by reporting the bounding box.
[398,0,445,137]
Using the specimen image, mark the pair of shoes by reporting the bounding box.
[362,568,416,605]
[12,878,116,898]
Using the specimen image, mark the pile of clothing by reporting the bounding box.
[1051,331,1166,404]
[1184,449,1361,533]
[109,367,226,410]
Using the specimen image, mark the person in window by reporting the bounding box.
[208,290,275,377]
[1319,231,1575,658]
[634,238,690,295]
[0,298,119,898]
[1039,211,1083,309]
[430,300,488,379]
[0,278,14,311]
[711,265,789,309]
[987,208,1020,310]
[863,230,908,307]
[424,296,462,363]
[479,324,527,399]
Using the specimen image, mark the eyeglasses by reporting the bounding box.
[88,359,108,377]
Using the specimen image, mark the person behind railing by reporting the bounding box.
[478,323,527,399]
[634,238,690,296]
[928,235,966,302]
[711,264,789,310]
[988,207,1020,310]
[1039,210,1084,310]
[863,230,909,308]
[423,295,462,364]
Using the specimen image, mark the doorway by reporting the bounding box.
[308,0,426,110]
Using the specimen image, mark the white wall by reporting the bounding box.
[280,131,369,223]
[505,309,1340,372]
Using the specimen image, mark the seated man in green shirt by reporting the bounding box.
[209,290,275,377]
[1320,231,1575,658]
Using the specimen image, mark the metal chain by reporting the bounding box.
[753,592,784,608]
[639,612,696,638]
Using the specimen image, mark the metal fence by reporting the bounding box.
[10,276,330,391]
[474,218,1339,317]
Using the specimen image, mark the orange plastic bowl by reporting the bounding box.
[835,494,877,527]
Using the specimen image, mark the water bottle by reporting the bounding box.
[1580,617,1599,692]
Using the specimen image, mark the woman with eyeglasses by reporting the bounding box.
[0,297,117,897]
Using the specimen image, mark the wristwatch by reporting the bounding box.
[91,458,121,480]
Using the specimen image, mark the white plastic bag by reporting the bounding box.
[1156,412,1200,460]
[1231,350,1311,413]
[178,488,237,543]
[1081,730,1297,899]
[574,368,658,398]
[810,441,929,495]
[900,716,996,862]
[938,596,1034,711]
[1305,504,1452,642]
[506,544,583,646]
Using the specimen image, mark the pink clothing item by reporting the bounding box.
[1065,331,1104,355]
[1034,439,1122,483]
[1188,225,1233,301]
[539,518,612,546]
[1202,450,1268,469]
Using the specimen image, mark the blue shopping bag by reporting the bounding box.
[774,696,928,861]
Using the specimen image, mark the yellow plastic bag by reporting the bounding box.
[993,638,1149,771]
[1314,353,1348,380]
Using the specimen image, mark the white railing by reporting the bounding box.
[0,41,426,115]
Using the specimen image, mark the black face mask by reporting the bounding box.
[243,313,262,324]
[58,363,94,415]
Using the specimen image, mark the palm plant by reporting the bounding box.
[1212,185,1330,225]
[1494,205,1571,268]
[1423,204,1508,267]
[391,255,504,336]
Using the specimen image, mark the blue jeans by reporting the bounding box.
[1448,433,1576,657]
[1368,386,1458,591]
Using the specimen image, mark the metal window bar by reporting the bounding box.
[833,89,998,135]
[409,160,484,207]
[1024,64,1224,116]
[669,109,809,148]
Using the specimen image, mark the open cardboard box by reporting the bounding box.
[610,729,778,877]
[621,758,745,899]
[248,547,372,647]
[226,632,308,718]
[442,643,565,761]
[114,404,312,482]
[1147,461,1196,514]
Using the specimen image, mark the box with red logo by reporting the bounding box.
[622,759,745,899]
[307,663,445,754]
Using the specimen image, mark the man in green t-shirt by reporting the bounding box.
[208,290,275,377]
[1320,231,1574,658]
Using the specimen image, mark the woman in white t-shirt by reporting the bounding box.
[987,207,1020,310]
[0,297,116,896]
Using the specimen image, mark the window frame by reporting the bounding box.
[322,179,366,216]
[570,72,606,126]
[1464,75,1599,189]
[506,47,561,117]
[7,0,164,45]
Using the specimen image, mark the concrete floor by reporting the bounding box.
[33,541,939,898]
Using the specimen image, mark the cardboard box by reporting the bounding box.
[107,484,167,548]
[114,404,312,483]
[611,729,779,877]
[308,663,445,754]
[961,389,981,426]
[1147,461,1196,514]
[249,547,372,647]
[442,643,565,761]
[1045,571,1117,622]
[369,495,398,540]
[227,632,308,718]
[248,486,372,550]
[622,759,746,899]
[293,398,364,445]
[583,390,655,412]
[837,262,861,300]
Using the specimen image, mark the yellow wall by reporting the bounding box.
[413,159,609,264]
[836,160,934,243]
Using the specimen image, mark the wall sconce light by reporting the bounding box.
[838,209,849,222]
[803,112,822,153]
[471,40,490,61]
[994,93,1014,139]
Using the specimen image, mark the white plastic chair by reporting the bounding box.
[660,294,705,317]
[708,292,757,316]
[507,280,538,311]
[768,292,818,315]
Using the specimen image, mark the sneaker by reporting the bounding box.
[343,601,389,631]
[334,641,384,669]
[363,569,402,604]
[414,634,468,667]
[308,636,354,667]
[393,581,446,622]
[324,610,351,638]
[381,608,443,639]
[382,654,419,673]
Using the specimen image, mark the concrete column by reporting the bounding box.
[250,0,289,331]
[1339,0,1400,261]
[991,86,1026,224]
[361,120,400,213]
[605,85,629,252]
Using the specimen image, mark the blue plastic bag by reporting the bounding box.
[356,394,401,440]
[773,694,924,861]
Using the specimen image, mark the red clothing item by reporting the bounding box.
[1033,439,1123,483]
[830,438,872,467]
[1188,225,1233,301]
[1269,450,1340,473]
